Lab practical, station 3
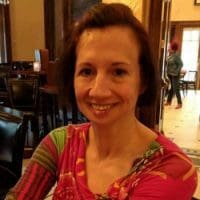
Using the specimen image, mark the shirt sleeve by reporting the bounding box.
[5,126,67,200]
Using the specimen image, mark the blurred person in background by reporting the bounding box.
[165,41,183,109]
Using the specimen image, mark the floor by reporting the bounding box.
[22,90,200,199]
[163,89,200,199]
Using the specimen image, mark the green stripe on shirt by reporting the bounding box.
[31,126,67,175]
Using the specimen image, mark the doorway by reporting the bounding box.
[163,24,200,134]
[162,23,200,171]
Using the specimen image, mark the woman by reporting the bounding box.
[6,3,197,200]
[165,42,183,109]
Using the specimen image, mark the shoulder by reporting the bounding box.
[31,123,90,173]
[49,123,91,140]
[48,123,90,153]
[67,122,91,133]
[153,133,197,190]
[132,133,198,199]
[155,133,196,179]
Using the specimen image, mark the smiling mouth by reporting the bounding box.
[91,104,112,111]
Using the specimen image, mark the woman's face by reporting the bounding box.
[74,26,143,125]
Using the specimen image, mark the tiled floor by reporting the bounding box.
[163,89,200,199]
[163,90,200,149]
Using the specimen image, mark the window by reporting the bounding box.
[181,28,200,72]
[0,0,9,4]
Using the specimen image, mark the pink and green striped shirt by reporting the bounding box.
[5,123,197,199]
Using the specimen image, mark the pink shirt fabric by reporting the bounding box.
[6,123,197,200]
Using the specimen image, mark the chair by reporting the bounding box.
[39,61,81,137]
[39,61,59,135]
[45,62,84,125]
[179,69,187,97]
[0,106,26,199]
[183,70,198,94]
[0,165,18,200]
[0,76,9,106]
[7,77,40,150]
[0,64,11,106]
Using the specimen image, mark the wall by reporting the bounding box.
[9,0,200,61]
[102,0,200,23]
[171,0,200,21]
[102,0,143,21]
[9,0,45,61]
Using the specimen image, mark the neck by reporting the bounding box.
[88,117,149,160]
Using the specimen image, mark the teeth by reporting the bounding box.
[92,104,111,111]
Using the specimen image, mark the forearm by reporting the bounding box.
[5,161,56,200]
[5,131,60,200]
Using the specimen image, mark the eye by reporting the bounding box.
[113,68,127,76]
[78,67,93,77]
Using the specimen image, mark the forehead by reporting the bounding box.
[75,26,141,74]
[76,26,140,55]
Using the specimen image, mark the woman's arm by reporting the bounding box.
[175,55,183,73]
[5,127,67,200]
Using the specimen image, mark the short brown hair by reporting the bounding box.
[170,41,179,51]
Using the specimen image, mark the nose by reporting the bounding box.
[89,73,112,98]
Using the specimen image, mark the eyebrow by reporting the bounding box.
[76,61,130,67]
[75,62,93,67]
[111,61,130,66]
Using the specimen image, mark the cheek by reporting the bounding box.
[121,84,141,104]
[74,80,87,101]
[123,81,141,95]
[118,87,137,101]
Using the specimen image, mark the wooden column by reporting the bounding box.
[0,3,11,62]
[43,0,72,60]
[138,0,171,129]
[44,0,55,60]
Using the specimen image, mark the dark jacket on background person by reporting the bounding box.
[167,53,183,76]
